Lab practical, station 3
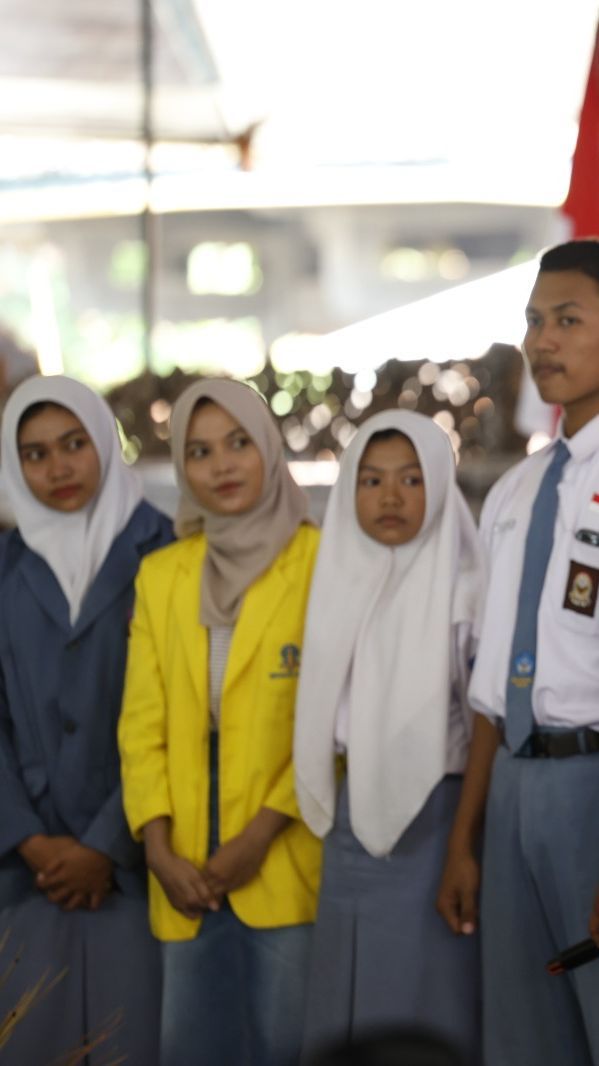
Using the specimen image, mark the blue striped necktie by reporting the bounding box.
[505,440,570,753]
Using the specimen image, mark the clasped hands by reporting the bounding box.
[149,828,269,920]
[18,834,113,912]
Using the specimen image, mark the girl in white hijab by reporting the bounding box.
[294,410,482,1065]
[119,378,322,1066]
[0,375,172,1065]
[1,374,144,622]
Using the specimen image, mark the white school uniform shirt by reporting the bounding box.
[469,412,599,730]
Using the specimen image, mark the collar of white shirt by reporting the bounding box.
[559,412,599,465]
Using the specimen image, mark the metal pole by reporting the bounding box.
[140,0,156,371]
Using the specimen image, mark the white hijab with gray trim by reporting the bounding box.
[294,410,482,857]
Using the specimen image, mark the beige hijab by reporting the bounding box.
[170,378,310,626]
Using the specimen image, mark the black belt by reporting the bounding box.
[500,725,599,759]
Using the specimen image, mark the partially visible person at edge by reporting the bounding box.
[294,410,482,1065]
[437,239,599,1066]
[118,377,322,1066]
[0,375,173,1065]
[306,1025,466,1066]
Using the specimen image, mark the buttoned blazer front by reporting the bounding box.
[118,522,322,942]
[0,501,173,906]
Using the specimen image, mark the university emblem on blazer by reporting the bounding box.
[509,651,535,688]
[270,643,301,679]
[563,560,599,617]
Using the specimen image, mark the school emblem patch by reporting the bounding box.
[563,561,599,617]
[509,651,535,689]
[269,643,301,679]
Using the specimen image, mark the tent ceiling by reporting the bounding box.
[0,0,240,141]
[0,0,596,211]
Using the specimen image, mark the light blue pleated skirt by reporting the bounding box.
[301,775,481,1065]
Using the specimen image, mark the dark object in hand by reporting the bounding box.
[546,938,599,975]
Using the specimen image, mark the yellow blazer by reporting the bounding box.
[118,523,322,942]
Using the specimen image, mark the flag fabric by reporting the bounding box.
[517,21,599,442]
[563,24,599,238]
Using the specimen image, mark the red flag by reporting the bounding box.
[563,24,599,237]
[517,22,599,444]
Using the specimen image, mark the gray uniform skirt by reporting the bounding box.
[0,883,161,1065]
[301,775,481,1065]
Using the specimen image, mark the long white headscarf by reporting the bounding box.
[1,375,143,625]
[294,410,481,857]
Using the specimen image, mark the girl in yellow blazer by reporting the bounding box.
[118,378,321,1066]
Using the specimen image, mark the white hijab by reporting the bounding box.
[294,410,481,857]
[1,375,143,625]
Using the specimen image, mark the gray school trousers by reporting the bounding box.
[482,744,599,1066]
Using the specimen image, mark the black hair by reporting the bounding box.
[307,1027,465,1066]
[361,428,420,461]
[366,428,405,445]
[192,396,216,413]
[17,401,66,437]
[539,239,599,286]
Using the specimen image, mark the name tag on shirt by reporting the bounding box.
[576,528,599,548]
[492,518,516,534]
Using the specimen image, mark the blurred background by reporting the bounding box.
[0,0,598,520]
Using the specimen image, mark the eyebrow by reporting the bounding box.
[18,428,88,453]
[185,427,246,447]
[526,300,584,315]
[358,461,422,474]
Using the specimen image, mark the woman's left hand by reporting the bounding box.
[202,833,268,896]
[36,840,113,910]
[202,807,291,896]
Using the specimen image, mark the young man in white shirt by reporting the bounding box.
[437,239,599,1066]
